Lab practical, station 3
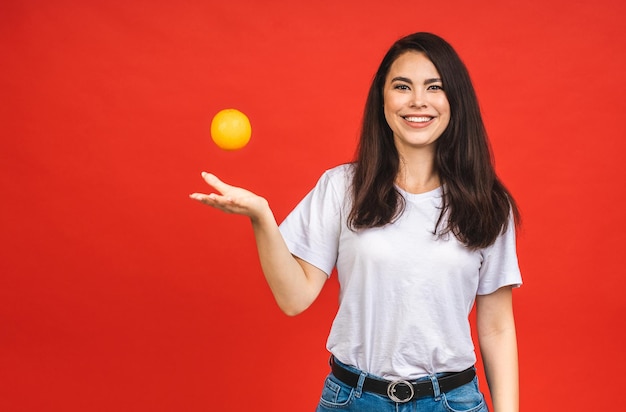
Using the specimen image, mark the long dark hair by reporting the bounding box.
[348,32,519,249]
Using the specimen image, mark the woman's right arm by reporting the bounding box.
[190,172,328,316]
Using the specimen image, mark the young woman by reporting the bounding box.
[190,32,521,412]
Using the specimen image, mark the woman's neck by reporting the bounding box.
[395,153,440,194]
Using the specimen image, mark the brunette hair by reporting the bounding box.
[349,32,519,249]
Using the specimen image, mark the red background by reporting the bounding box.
[2,0,625,410]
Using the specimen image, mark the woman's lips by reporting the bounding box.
[402,115,435,128]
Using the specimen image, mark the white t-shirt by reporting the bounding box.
[279,164,522,380]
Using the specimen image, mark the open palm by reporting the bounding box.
[189,172,269,220]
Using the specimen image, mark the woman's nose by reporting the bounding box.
[410,90,427,108]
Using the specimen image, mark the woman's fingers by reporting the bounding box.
[190,172,266,218]
[189,192,237,212]
[189,192,217,207]
[201,172,231,195]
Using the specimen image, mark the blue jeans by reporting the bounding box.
[315,358,488,412]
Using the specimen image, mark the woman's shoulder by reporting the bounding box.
[319,163,355,189]
[322,162,355,179]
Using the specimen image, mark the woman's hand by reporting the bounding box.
[189,172,270,222]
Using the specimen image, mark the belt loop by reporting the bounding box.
[429,374,442,400]
[354,371,367,398]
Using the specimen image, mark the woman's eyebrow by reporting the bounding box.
[390,76,442,85]
[390,76,413,84]
[424,78,442,85]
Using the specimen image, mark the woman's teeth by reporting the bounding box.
[404,116,433,123]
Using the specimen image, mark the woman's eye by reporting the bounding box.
[428,84,444,91]
[394,84,410,90]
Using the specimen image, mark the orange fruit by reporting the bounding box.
[210,108,252,150]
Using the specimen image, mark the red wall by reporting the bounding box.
[2,0,625,410]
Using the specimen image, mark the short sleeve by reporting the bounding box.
[278,167,347,276]
[477,214,523,295]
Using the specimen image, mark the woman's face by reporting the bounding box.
[383,51,450,155]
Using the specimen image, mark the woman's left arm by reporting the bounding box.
[476,286,519,412]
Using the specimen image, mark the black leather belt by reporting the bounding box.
[330,357,476,403]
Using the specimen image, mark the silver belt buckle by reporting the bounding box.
[387,379,414,403]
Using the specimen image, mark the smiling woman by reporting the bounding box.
[191,32,522,412]
[350,33,517,250]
